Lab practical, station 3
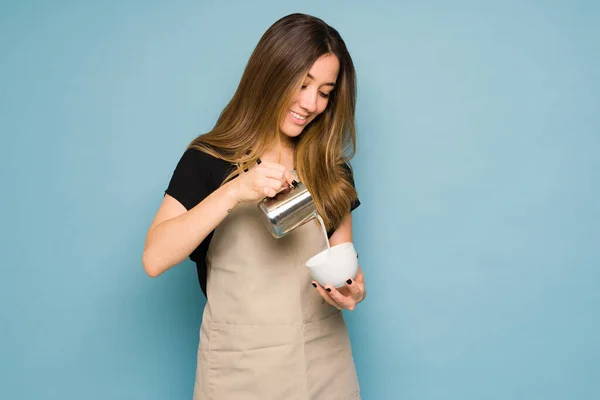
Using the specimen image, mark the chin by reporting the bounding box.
[280,123,305,138]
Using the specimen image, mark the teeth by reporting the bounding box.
[290,111,307,120]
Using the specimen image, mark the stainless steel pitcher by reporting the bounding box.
[257,181,317,238]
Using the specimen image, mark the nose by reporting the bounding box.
[298,89,317,113]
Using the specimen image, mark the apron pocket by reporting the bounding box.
[303,311,361,400]
[207,322,304,400]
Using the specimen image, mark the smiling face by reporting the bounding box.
[279,53,340,139]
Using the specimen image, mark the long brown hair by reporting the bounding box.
[189,13,358,231]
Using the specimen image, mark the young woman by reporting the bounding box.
[143,13,366,400]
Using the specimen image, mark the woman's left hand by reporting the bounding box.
[313,266,366,311]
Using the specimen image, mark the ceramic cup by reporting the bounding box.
[305,242,358,288]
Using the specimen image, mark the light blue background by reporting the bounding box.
[1,1,598,399]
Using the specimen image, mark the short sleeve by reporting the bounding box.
[165,148,217,211]
[342,163,361,212]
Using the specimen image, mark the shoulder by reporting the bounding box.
[177,147,235,178]
[340,161,353,173]
[339,161,356,182]
[165,147,235,210]
[180,146,229,165]
[339,160,360,211]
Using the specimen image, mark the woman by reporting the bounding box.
[143,13,366,400]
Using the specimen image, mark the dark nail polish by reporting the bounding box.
[346,279,352,285]
[312,282,317,288]
[292,180,298,187]
[326,288,331,292]
[256,158,262,165]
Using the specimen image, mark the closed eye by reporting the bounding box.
[301,84,331,98]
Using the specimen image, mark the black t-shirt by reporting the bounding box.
[165,148,361,297]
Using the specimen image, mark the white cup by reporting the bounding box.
[306,242,358,288]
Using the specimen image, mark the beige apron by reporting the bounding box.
[193,201,361,400]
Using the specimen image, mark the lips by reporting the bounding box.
[289,110,307,120]
[289,110,309,126]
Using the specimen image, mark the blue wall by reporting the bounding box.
[1,1,598,399]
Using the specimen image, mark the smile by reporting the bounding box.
[289,110,307,120]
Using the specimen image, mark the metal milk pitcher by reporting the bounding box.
[257,181,317,239]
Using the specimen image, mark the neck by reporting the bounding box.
[275,133,296,161]
[278,133,296,153]
[261,136,296,170]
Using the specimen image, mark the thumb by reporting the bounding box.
[285,170,299,188]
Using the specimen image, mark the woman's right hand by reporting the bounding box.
[229,161,296,203]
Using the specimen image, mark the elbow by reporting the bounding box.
[142,250,162,278]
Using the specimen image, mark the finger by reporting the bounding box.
[325,285,356,310]
[312,281,341,310]
[354,267,366,296]
[284,170,298,187]
[344,278,362,301]
[255,177,286,193]
[267,177,289,193]
[265,177,286,191]
[258,167,289,190]
[259,166,286,180]
[354,267,364,284]
[262,187,277,197]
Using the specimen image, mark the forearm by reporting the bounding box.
[142,180,239,277]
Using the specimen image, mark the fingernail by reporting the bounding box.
[312,282,317,288]
[292,180,298,187]
[346,279,352,285]
[326,288,331,292]
[256,159,262,164]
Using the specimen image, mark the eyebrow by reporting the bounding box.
[307,73,336,87]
